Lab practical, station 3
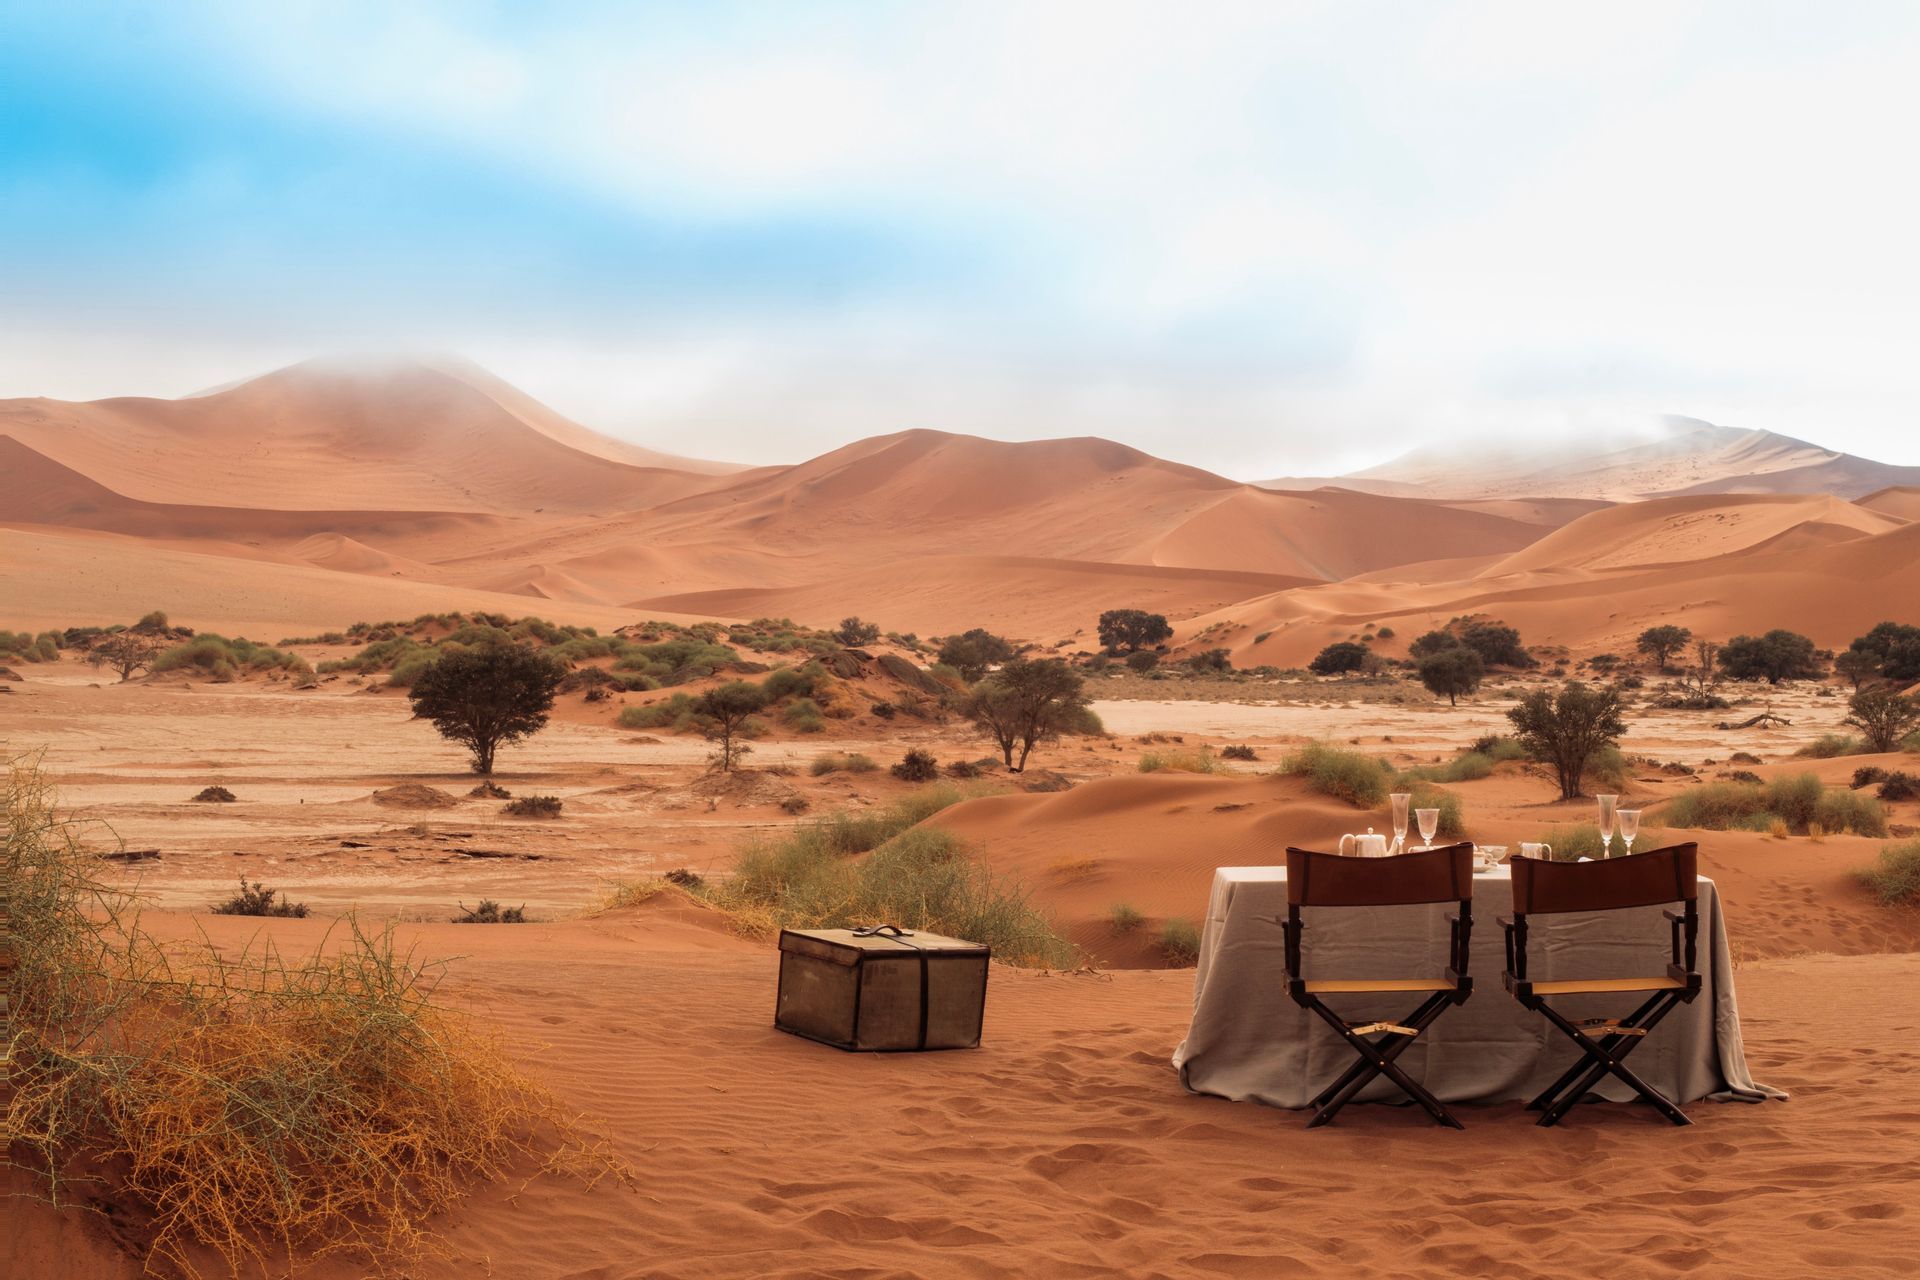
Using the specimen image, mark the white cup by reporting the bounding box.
[1520,842,1553,860]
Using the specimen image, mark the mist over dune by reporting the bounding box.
[2,358,1915,648]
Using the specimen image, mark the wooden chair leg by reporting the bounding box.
[1301,993,1461,1129]
[1527,990,1671,1111]
[1534,996,1689,1127]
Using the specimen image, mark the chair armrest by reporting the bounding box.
[1662,909,1686,923]
[1496,915,1516,930]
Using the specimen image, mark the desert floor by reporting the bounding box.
[14,910,1920,1280]
[6,656,1920,1278]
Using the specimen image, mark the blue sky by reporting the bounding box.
[4,1,1918,474]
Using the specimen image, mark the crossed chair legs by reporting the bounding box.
[1523,989,1692,1126]
[1296,992,1464,1129]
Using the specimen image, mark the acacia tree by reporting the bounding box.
[937,628,1015,681]
[964,658,1090,771]
[407,642,563,775]
[695,681,769,772]
[835,617,881,647]
[1096,609,1172,654]
[1845,688,1920,753]
[1636,625,1692,672]
[1418,647,1485,706]
[1719,630,1821,684]
[1849,621,1920,683]
[1686,638,1721,700]
[1309,642,1368,675]
[89,633,161,682]
[1833,649,1880,691]
[1507,681,1627,801]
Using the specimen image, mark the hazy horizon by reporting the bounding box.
[6,1,1920,476]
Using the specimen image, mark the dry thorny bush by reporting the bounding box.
[4,752,628,1278]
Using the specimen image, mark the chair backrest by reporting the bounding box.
[1510,843,1698,915]
[1285,843,1474,907]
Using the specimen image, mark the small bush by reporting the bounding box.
[453,900,527,924]
[191,785,236,803]
[1281,743,1390,807]
[1139,748,1221,774]
[783,697,827,733]
[210,877,309,918]
[945,759,985,779]
[1109,903,1145,934]
[891,749,941,782]
[1124,650,1159,673]
[780,795,810,814]
[618,693,701,732]
[712,804,1073,968]
[1856,838,1920,905]
[1541,823,1610,860]
[1664,774,1886,836]
[470,781,511,799]
[1160,918,1202,966]
[503,795,563,818]
[664,868,705,890]
[1795,734,1866,759]
[1220,744,1258,761]
[1876,771,1919,802]
[811,751,880,776]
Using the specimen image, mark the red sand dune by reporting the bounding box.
[4,359,1916,649]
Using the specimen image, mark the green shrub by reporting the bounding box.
[1281,743,1390,807]
[810,751,880,776]
[153,634,311,680]
[1795,734,1866,759]
[1468,734,1530,763]
[618,693,701,732]
[1856,838,1920,905]
[713,794,1072,967]
[1159,918,1202,965]
[1541,823,1611,860]
[1109,903,1145,934]
[1397,781,1464,840]
[1139,748,1221,774]
[783,697,826,733]
[1665,774,1886,836]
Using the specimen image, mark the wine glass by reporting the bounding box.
[1617,809,1641,857]
[1390,792,1411,855]
[1596,794,1618,859]
[1415,807,1439,850]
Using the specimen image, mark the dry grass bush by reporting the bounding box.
[190,785,236,803]
[452,900,527,923]
[1794,733,1866,759]
[1138,748,1222,774]
[808,751,879,776]
[502,794,563,818]
[1159,918,1202,965]
[1280,742,1389,807]
[1663,773,1887,837]
[1109,903,1145,934]
[1856,837,1920,905]
[210,877,309,918]
[1219,744,1259,761]
[6,755,623,1278]
[696,787,1076,967]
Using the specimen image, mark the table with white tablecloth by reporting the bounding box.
[1173,865,1784,1110]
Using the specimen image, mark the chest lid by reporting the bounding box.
[779,927,988,966]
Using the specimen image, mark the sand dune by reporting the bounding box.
[4,358,1916,650]
[1,359,739,514]
[1339,418,1920,501]
[1480,492,1905,577]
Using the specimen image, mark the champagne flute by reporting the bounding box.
[1390,792,1411,855]
[1596,794,1618,859]
[1415,807,1439,850]
[1617,809,1641,858]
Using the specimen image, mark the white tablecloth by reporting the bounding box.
[1173,865,1784,1110]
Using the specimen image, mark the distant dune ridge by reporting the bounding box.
[2,359,1916,648]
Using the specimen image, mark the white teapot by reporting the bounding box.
[1339,827,1390,858]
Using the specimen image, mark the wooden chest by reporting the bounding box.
[775,926,989,1051]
